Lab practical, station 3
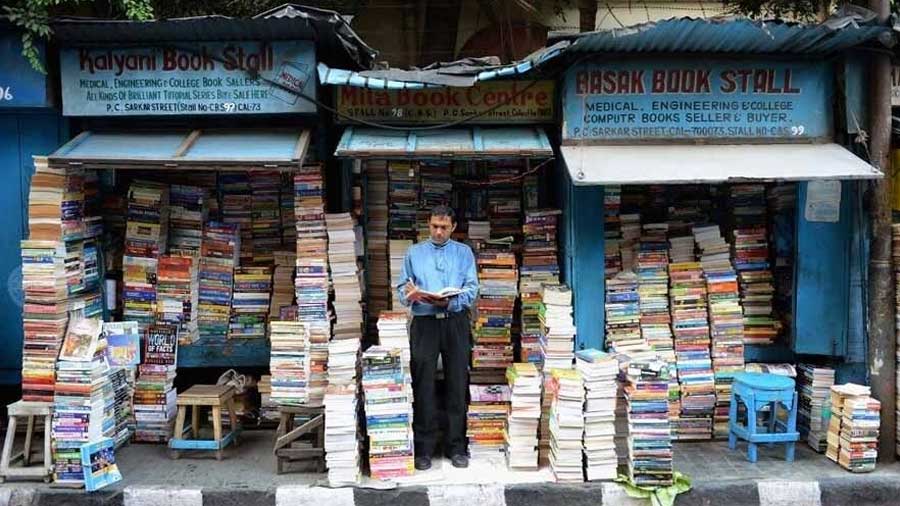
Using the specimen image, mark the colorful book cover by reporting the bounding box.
[144,324,178,365]
[80,437,122,491]
[59,317,103,362]
[102,321,141,366]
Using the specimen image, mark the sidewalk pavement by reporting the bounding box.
[2,430,900,506]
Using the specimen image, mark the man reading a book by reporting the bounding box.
[398,205,479,470]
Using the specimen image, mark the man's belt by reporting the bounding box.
[416,310,466,320]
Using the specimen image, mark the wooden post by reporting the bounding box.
[867,0,896,463]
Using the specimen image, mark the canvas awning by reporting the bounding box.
[47,129,311,170]
[334,126,552,159]
[560,143,881,185]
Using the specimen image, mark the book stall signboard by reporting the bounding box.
[335,80,555,124]
[60,41,316,116]
[562,59,832,142]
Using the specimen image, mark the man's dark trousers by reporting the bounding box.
[409,311,470,459]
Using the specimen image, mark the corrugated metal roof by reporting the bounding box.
[48,129,310,169]
[561,8,889,54]
[334,126,552,158]
[561,143,881,185]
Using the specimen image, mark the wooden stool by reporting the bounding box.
[1,401,52,482]
[274,405,324,474]
[168,385,240,460]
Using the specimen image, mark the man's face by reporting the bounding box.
[429,215,455,244]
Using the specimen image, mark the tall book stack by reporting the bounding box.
[472,247,517,381]
[198,222,239,342]
[505,363,541,470]
[280,172,297,247]
[133,324,178,443]
[620,213,641,272]
[20,240,68,401]
[604,186,622,278]
[220,173,253,266]
[324,379,360,485]
[167,184,206,256]
[467,384,511,461]
[103,320,140,447]
[697,223,745,439]
[668,259,710,440]
[388,161,418,241]
[156,256,199,346]
[624,355,674,487]
[52,318,113,486]
[327,213,364,340]
[229,267,272,339]
[361,346,415,479]
[365,161,390,326]
[418,161,453,239]
[109,367,133,448]
[270,250,296,318]
[250,171,283,265]
[729,184,779,345]
[827,383,878,472]
[486,161,523,240]
[540,284,576,370]
[797,364,835,452]
[123,181,169,332]
[576,349,619,481]
[769,184,796,339]
[519,209,561,366]
[548,368,584,482]
[604,272,646,353]
[269,321,309,406]
[27,159,73,242]
[294,166,330,405]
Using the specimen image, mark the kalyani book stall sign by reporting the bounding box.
[562,59,832,142]
[59,41,317,116]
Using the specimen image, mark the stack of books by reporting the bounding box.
[103,320,140,447]
[269,321,309,406]
[486,161,522,239]
[668,259,711,440]
[376,311,411,371]
[156,255,199,346]
[539,373,553,467]
[229,267,272,339]
[624,355,674,487]
[797,364,835,452]
[52,318,113,486]
[270,250,296,319]
[468,221,491,241]
[604,272,646,353]
[548,368,584,482]
[419,161,453,207]
[365,161,390,330]
[198,222,239,342]
[133,324,178,443]
[27,159,75,242]
[505,363,542,470]
[472,248,517,375]
[540,285,576,370]
[467,384,511,460]
[604,186,622,278]
[257,375,279,424]
[109,367,133,448]
[729,185,779,345]
[123,181,169,332]
[768,183,796,336]
[20,240,68,401]
[167,184,206,256]
[250,171,282,265]
[576,349,619,481]
[361,346,415,479]
[323,382,360,485]
[827,383,877,472]
[620,213,641,272]
[388,239,413,308]
[294,166,330,405]
[280,172,297,247]
[388,161,418,240]
[519,210,561,366]
[327,213,364,340]
[220,173,253,266]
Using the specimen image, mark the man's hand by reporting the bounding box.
[405,281,424,303]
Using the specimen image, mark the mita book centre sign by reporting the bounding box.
[60,41,316,116]
[562,59,832,142]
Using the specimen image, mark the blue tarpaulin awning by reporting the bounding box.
[47,129,311,169]
[334,127,552,159]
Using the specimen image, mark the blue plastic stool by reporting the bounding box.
[727,372,799,463]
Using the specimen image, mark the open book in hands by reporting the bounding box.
[419,287,463,299]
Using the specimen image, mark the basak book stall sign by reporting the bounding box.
[335,80,555,124]
[60,41,316,116]
[562,59,832,142]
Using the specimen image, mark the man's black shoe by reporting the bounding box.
[414,457,432,471]
[450,454,469,468]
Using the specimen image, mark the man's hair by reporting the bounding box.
[430,205,457,224]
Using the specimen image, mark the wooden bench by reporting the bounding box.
[274,405,324,474]
[1,401,52,482]
[168,385,240,460]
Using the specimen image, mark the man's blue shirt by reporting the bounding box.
[396,239,479,315]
